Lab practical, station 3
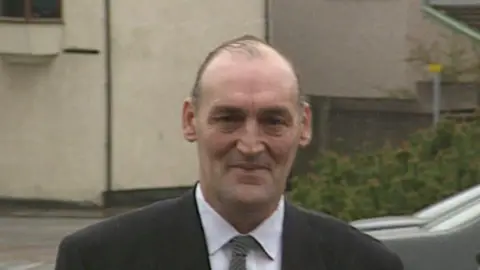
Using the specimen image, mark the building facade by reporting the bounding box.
[0,0,264,205]
[0,0,476,206]
[269,0,478,97]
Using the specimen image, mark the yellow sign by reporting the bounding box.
[428,64,443,73]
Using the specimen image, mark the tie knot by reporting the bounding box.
[229,235,259,257]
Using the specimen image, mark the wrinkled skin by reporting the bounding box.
[182,44,312,232]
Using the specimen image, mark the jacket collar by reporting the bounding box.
[166,187,326,270]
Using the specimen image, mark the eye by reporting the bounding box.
[269,117,287,125]
[215,114,243,123]
[262,116,287,126]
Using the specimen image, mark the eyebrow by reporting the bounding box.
[210,105,291,115]
[210,106,244,115]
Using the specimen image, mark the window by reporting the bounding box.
[414,184,480,219]
[428,200,480,232]
[0,0,61,22]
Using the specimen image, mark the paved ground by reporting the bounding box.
[0,217,101,270]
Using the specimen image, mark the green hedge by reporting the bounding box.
[289,114,480,221]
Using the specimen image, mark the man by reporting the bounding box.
[55,35,403,270]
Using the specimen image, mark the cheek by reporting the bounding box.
[267,137,298,163]
[201,130,236,158]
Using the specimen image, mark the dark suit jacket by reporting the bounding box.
[55,188,403,270]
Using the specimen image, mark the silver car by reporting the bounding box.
[366,198,480,270]
[351,184,480,231]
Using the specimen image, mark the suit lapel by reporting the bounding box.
[164,187,212,270]
[281,202,327,270]
[161,189,327,270]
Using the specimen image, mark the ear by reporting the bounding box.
[182,97,197,142]
[299,102,312,147]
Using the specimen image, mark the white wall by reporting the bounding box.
[0,0,106,204]
[271,0,411,97]
[110,0,265,190]
[0,0,265,204]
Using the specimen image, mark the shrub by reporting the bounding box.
[289,114,480,221]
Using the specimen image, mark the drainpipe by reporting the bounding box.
[264,0,271,43]
[103,0,113,205]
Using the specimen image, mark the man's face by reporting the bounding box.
[182,48,311,208]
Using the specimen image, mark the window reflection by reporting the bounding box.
[31,0,60,18]
[0,0,60,19]
[0,0,25,18]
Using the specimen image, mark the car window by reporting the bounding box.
[414,184,480,219]
[428,199,480,232]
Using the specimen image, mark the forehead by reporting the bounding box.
[199,48,298,111]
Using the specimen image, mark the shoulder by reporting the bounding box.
[295,205,404,270]
[58,197,180,254]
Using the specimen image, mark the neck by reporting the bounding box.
[200,185,280,234]
[221,202,278,234]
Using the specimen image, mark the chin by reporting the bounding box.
[221,172,274,203]
[230,169,271,185]
[230,185,271,205]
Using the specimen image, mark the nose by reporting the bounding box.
[236,120,265,155]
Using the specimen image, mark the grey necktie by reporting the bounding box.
[228,235,259,270]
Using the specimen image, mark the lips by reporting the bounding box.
[229,163,270,170]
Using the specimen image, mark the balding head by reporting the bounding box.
[181,36,312,232]
[190,35,304,106]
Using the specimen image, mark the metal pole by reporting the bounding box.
[428,63,443,126]
[433,72,441,125]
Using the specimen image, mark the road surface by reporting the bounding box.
[0,217,100,270]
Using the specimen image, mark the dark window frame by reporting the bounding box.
[0,0,62,24]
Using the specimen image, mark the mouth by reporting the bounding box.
[228,164,270,171]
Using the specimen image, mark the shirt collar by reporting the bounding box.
[195,184,284,260]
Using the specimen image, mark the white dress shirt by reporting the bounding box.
[195,184,284,270]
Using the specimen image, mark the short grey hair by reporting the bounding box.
[190,34,305,105]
